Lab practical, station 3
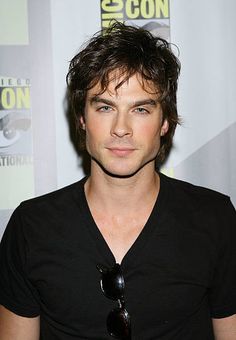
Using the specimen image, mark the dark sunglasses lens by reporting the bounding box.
[101,264,125,300]
[107,307,131,339]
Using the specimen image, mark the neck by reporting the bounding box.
[84,163,160,214]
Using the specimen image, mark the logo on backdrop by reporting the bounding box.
[100,0,170,40]
[0,76,32,166]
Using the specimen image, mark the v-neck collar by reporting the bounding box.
[78,172,168,268]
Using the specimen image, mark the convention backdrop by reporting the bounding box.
[0,0,236,239]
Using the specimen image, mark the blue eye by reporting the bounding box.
[135,107,149,114]
[98,106,112,112]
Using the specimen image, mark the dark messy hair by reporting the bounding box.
[66,21,181,164]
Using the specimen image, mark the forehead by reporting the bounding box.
[87,72,158,98]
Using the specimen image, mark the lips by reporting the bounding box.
[107,147,135,157]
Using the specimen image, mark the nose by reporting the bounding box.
[110,112,132,138]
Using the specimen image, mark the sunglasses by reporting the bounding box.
[97,263,131,339]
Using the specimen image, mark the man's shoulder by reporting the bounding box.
[3,178,88,245]
[18,177,86,214]
[160,173,231,211]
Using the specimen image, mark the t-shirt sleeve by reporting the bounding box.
[0,205,40,317]
[209,197,236,318]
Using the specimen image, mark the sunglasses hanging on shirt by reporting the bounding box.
[97,263,131,340]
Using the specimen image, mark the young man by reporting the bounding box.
[0,22,236,340]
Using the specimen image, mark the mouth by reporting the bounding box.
[107,147,135,157]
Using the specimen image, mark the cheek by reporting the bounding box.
[85,114,111,137]
[135,123,162,155]
[85,123,109,152]
[136,122,161,141]
[85,121,104,141]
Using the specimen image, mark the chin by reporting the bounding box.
[111,170,139,178]
[104,169,140,179]
[93,157,154,179]
[92,155,156,178]
[103,164,139,178]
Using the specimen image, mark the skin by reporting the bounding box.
[81,73,168,180]
[0,72,235,339]
[0,305,40,339]
[81,73,168,264]
[212,316,236,340]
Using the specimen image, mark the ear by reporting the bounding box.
[79,116,86,130]
[160,119,169,136]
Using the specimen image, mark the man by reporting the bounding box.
[0,21,236,340]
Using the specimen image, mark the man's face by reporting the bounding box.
[81,73,168,177]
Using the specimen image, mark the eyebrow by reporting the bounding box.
[89,96,158,107]
[89,96,114,106]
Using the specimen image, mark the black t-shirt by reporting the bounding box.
[0,174,236,339]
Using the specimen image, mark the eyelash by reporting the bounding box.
[96,106,150,114]
[97,106,112,112]
[134,107,150,114]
